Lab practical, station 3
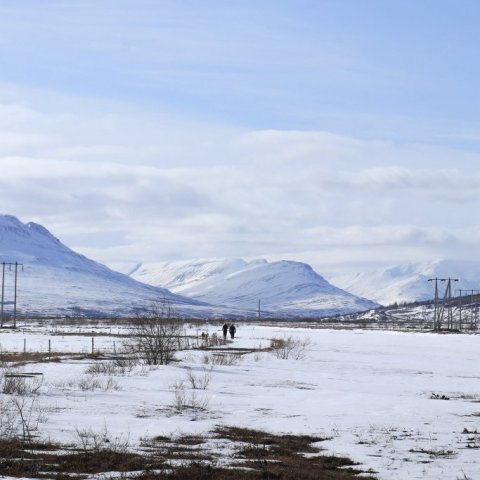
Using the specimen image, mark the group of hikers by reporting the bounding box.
[222,323,236,340]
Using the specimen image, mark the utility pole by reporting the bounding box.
[0,262,4,328]
[428,277,458,330]
[0,262,23,328]
[456,289,464,331]
[468,290,479,329]
[258,299,261,321]
[441,278,458,330]
[448,278,458,329]
[13,262,18,329]
[428,278,445,330]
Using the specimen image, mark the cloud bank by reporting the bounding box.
[1,93,480,274]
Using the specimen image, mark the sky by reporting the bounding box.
[1,0,480,275]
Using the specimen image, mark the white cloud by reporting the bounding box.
[1,93,479,273]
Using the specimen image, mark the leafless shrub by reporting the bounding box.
[170,379,210,412]
[126,300,183,366]
[79,375,120,392]
[0,396,47,441]
[85,361,119,376]
[3,376,27,395]
[0,362,44,396]
[202,352,242,366]
[56,375,120,392]
[188,391,209,411]
[186,367,212,390]
[77,375,103,391]
[11,396,47,442]
[172,380,188,410]
[2,374,43,395]
[113,354,140,372]
[199,332,222,348]
[84,359,141,377]
[104,376,120,391]
[253,352,264,362]
[75,424,130,454]
[0,397,18,438]
[270,336,311,360]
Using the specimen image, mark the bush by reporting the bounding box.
[75,425,130,454]
[202,352,241,366]
[84,362,119,376]
[0,396,47,441]
[269,336,311,360]
[170,380,210,413]
[0,362,43,396]
[185,367,212,390]
[2,375,43,395]
[55,375,120,392]
[85,357,142,376]
[127,300,183,366]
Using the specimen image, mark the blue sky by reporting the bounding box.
[1,1,480,273]
[2,0,480,138]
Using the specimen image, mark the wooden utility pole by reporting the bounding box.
[1,262,5,328]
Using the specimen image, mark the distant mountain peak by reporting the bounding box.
[0,214,23,226]
[0,215,380,318]
[330,258,480,305]
[0,215,210,317]
[130,257,377,317]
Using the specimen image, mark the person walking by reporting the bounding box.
[222,323,229,340]
[229,324,236,339]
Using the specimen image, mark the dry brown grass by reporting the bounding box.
[0,438,157,479]
[0,427,376,480]
[212,426,375,480]
[0,351,119,367]
[0,351,67,366]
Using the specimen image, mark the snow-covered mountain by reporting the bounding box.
[129,258,377,317]
[0,215,223,317]
[330,259,480,306]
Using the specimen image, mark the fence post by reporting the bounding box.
[91,337,94,355]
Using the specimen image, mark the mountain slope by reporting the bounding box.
[0,215,216,317]
[130,258,377,317]
[329,259,480,306]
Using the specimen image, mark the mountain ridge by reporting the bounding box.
[0,214,212,317]
[130,257,378,317]
[330,258,480,305]
[0,215,379,318]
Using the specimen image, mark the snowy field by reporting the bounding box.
[0,321,479,479]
